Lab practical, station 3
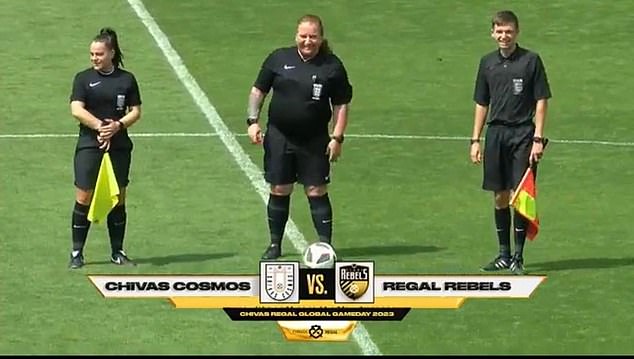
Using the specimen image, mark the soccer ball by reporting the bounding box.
[302,242,337,269]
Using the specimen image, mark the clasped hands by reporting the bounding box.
[97,119,122,151]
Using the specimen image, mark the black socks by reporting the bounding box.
[71,202,91,254]
[494,207,511,259]
[267,194,290,246]
[108,205,127,255]
[308,194,333,244]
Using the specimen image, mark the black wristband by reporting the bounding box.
[470,138,480,145]
[533,136,544,144]
[246,117,258,126]
[331,134,344,144]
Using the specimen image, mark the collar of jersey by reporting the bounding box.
[497,44,522,62]
[296,48,320,63]
[95,67,116,76]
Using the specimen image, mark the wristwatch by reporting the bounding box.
[330,134,345,144]
[470,138,480,145]
[246,117,258,126]
[533,136,544,144]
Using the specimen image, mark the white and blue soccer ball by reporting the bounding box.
[302,242,337,269]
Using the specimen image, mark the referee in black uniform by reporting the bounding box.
[68,27,142,269]
[470,11,551,274]
[246,14,353,260]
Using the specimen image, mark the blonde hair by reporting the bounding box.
[297,14,331,54]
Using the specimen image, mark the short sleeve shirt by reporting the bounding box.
[70,68,141,149]
[253,47,353,140]
[473,46,551,126]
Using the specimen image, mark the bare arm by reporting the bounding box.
[247,86,267,120]
[469,103,488,164]
[471,103,489,140]
[70,101,101,130]
[119,106,141,129]
[331,104,349,138]
[528,98,549,165]
[246,87,267,144]
[325,104,349,162]
[534,99,548,138]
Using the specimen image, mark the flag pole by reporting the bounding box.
[510,138,548,206]
[509,168,531,205]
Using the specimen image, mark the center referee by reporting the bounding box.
[246,14,353,260]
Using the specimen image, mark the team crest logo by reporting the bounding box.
[512,78,523,95]
[264,263,295,301]
[311,83,323,100]
[116,94,126,111]
[338,264,370,300]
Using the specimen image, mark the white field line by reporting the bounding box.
[126,0,382,355]
[1,132,633,147]
[0,133,216,138]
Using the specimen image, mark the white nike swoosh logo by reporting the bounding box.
[89,81,101,87]
[283,65,295,70]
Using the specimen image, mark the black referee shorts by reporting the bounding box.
[263,125,331,186]
[482,123,534,192]
[74,148,132,191]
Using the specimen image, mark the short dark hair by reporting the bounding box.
[491,10,519,30]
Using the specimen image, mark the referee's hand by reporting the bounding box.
[529,142,544,166]
[99,118,121,140]
[326,139,342,162]
[470,142,482,164]
[97,135,111,151]
[247,123,263,144]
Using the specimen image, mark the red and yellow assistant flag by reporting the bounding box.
[510,167,539,240]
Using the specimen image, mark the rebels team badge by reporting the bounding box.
[338,264,370,300]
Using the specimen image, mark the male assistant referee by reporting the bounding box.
[469,10,552,274]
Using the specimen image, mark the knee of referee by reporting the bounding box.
[270,184,293,196]
[116,187,127,205]
[494,190,511,208]
[304,185,328,197]
[75,188,93,206]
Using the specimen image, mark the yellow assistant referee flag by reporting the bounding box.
[87,152,120,224]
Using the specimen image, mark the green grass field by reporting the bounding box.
[1,0,633,354]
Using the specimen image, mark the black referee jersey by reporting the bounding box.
[473,45,551,126]
[70,68,142,150]
[254,46,352,140]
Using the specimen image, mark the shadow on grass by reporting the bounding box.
[87,252,236,266]
[528,257,634,272]
[335,244,445,258]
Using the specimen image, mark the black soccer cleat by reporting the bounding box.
[261,244,282,260]
[111,250,136,266]
[480,255,511,272]
[509,255,526,275]
[69,252,85,269]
